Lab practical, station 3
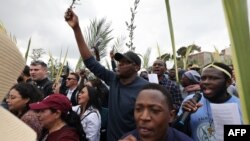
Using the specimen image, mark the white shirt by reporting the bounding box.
[66,88,76,100]
[73,105,101,141]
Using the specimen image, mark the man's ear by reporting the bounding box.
[135,65,140,72]
[226,78,232,87]
[169,109,176,123]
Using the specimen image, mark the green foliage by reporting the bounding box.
[112,36,126,53]
[164,0,179,82]
[30,48,46,61]
[125,0,140,51]
[84,18,113,60]
[223,0,250,123]
[142,47,151,69]
[24,37,32,63]
[176,44,201,69]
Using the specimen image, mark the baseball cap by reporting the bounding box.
[114,51,141,66]
[29,94,72,113]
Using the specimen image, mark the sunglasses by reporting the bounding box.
[66,78,76,81]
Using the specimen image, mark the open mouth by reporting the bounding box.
[202,87,213,96]
[138,127,152,136]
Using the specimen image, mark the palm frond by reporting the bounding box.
[24,37,32,63]
[112,35,126,53]
[104,58,111,70]
[222,0,250,123]
[84,18,113,60]
[142,47,152,69]
[55,49,68,84]
[75,56,84,72]
[165,0,179,82]
[156,43,161,58]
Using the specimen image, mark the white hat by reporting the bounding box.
[0,32,37,141]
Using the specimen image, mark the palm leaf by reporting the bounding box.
[75,56,84,72]
[55,49,68,84]
[24,37,32,63]
[212,46,221,62]
[112,35,126,53]
[183,46,192,70]
[156,43,162,58]
[84,18,113,60]
[164,0,179,83]
[142,47,152,69]
[222,0,250,123]
[104,58,111,70]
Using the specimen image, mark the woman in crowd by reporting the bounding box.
[29,94,86,141]
[73,84,102,141]
[6,83,44,138]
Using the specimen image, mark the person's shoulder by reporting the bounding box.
[52,126,79,141]
[136,76,149,84]
[72,105,80,112]
[168,127,194,141]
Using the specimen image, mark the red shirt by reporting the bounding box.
[43,126,80,141]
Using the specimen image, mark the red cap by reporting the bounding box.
[29,94,72,113]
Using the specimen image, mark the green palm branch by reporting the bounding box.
[84,18,113,60]
[142,47,152,69]
[222,0,250,123]
[75,57,84,72]
[48,51,56,80]
[104,58,111,70]
[24,37,32,63]
[112,35,126,53]
[164,0,179,82]
[55,49,68,84]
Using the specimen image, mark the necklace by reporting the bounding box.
[206,99,214,136]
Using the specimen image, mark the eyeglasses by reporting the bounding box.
[66,78,76,81]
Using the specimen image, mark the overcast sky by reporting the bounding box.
[1,0,249,69]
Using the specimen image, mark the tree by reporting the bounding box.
[177,44,201,69]
[125,0,140,51]
[30,48,46,61]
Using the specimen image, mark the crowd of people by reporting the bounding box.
[0,8,243,141]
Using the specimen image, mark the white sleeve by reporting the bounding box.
[82,112,101,141]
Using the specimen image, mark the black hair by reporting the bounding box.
[203,62,232,80]
[48,108,87,141]
[138,83,174,110]
[78,84,102,111]
[69,72,80,81]
[30,60,47,68]
[87,78,109,107]
[10,83,44,117]
[23,65,30,77]
[62,110,87,141]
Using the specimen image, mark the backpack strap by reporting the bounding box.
[81,109,98,121]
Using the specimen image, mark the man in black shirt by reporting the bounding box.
[30,60,53,97]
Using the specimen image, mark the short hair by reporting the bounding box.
[138,83,173,110]
[30,60,47,68]
[203,62,232,80]
[69,72,80,81]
